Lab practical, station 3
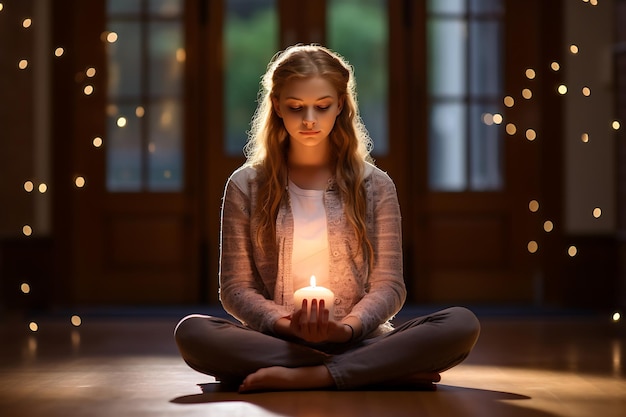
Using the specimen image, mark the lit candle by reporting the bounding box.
[293,275,335,317]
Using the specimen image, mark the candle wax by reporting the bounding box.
[293,275,335,318]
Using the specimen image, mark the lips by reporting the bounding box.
[300,130,321,135]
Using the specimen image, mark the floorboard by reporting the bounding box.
[0,307,624,417]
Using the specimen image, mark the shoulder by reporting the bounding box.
[363,161,396,190]
[227,165,258,193]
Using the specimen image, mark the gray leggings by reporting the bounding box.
[174,306,480,390]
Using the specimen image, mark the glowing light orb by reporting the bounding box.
[529,200,540,213]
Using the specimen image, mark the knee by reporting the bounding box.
[448,306,481,347]
[174,314,207,348]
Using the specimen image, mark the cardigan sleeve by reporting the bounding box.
[347,169,407,337]
[218,170,291,333]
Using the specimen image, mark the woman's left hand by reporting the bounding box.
[290,299,351,343]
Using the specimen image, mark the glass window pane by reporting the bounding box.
[469,0,504,14]
[148,100,183,190]
[107,104,142,191]
[149,22,183,96]
[107,21,142,99]
[469,21,502,97]
[149,0,182,16]
[429,103,467,191]
[428,19,467,98]
[470,105,502,190]
[328,0,388,156]
[428,0,466,14]
[224,0,277,156]
[108,0,141,14]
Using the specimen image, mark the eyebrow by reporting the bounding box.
[284,95,334,101]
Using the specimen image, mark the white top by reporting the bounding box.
[288,179,330,291]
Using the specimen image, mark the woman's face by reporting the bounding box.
[273,76,343,150]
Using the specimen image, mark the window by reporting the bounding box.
[427,0,504,191]
[328,0,389,156]
[106,0,184,191]
[224,0,278,156]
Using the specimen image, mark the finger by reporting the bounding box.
[309,299,318,324]
[299,299,309,325]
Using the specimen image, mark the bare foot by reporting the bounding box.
[239,366,334,393]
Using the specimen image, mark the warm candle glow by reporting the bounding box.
[293,275,335,317]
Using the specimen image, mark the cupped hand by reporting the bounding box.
[290,299,350,343]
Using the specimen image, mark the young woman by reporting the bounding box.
[175,44,480,393]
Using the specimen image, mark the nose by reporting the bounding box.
[303,108,316,129]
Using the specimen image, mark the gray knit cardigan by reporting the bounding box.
[218,162,406,339]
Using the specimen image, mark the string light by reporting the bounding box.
[582,86,591,97]
[493,114,503,125]
[544,221,554,232]
[593,207,602,218]
[613,312,621,323]
[106,31,118,43]
[86,67,96,77]
[117,116,127,127]
[506,123,517,135]
[83,85,94,95]
[529,200,540,213]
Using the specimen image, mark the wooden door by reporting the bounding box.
[53,0,203,304]
[405,1,549,304]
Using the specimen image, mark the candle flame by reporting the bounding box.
[310,275,317,287]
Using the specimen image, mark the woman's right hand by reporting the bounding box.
[287,299,352,343]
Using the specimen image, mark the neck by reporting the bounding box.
[287,142,331,168]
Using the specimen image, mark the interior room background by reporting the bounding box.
[1,0,625,316]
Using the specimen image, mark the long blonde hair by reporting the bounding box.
[244,44,374,263]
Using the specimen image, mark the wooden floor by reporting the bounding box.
[0,306,624,417]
